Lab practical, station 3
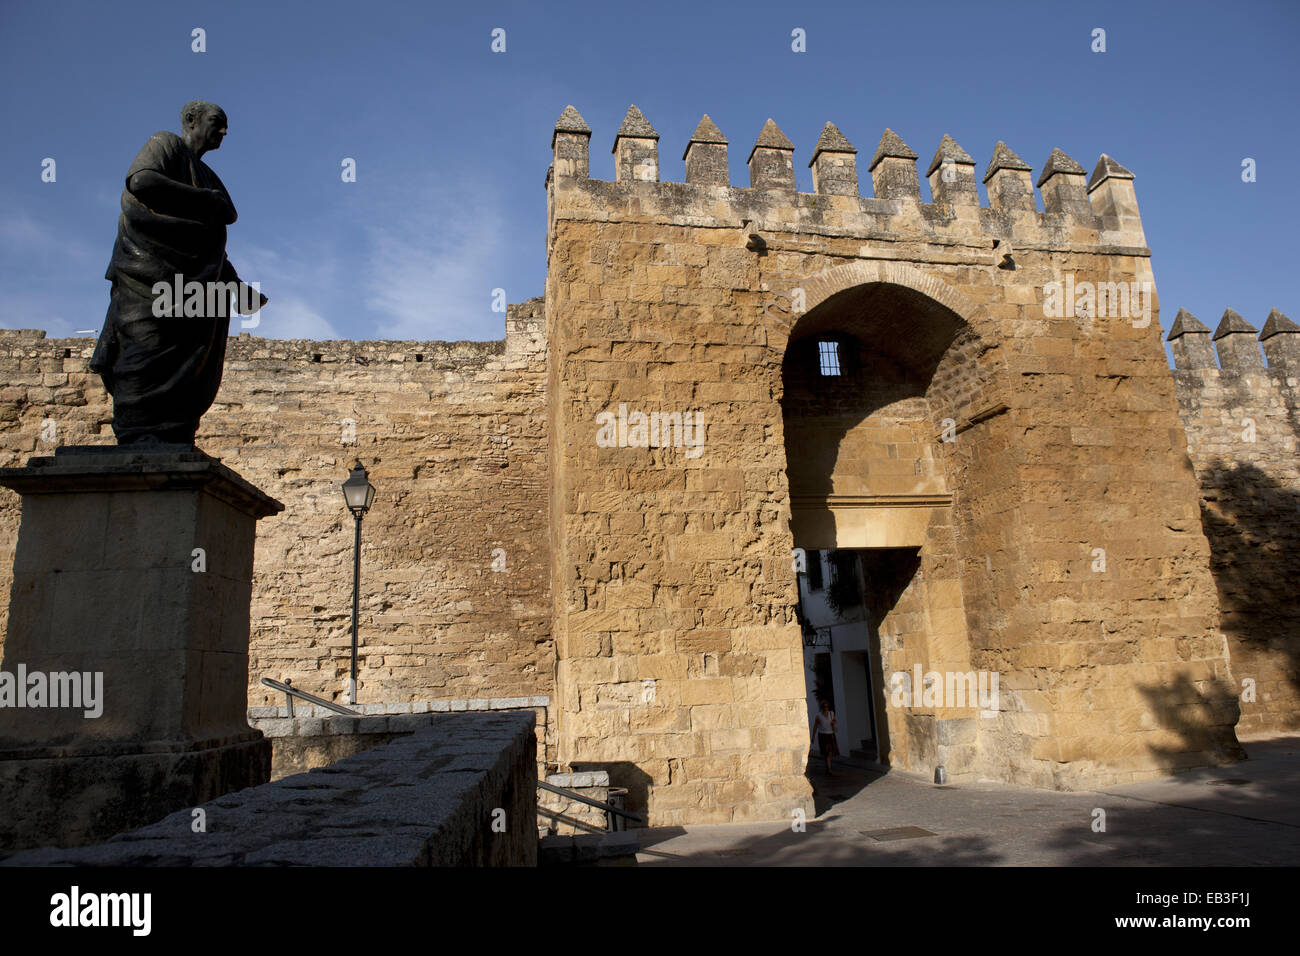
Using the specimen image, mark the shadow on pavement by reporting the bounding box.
[631,737,1300,866]
[1042,735,1300,866]
[807,756,886,817]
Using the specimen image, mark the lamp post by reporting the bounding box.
[341,460,375,705]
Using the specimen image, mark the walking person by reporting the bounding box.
[812,699,838,776]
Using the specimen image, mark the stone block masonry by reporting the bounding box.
[0,301,555,761]
[543,104,1243,818]
[0,711,538,866]
[538,770,614,835]
[0,446,280,851]
[2,104,1293,826]
[1170,308,1300,734]
[248,697,551,779]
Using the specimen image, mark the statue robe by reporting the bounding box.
[90,131,241,444]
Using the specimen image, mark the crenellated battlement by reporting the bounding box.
[1168,305,1298,517]
[546,104,1148,255]
[1168,306,1300,736]
[1168,306,1300,376]
[0,298,547,373]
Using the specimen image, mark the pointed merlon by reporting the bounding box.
[552,105,591,147]
[611,104,659,153]
[869,129,918,171]
[982,141,1032,184]
[1087,154,1135,192]
[808,122,856,166]
[1259,308,1300,340]
[1166,308,1212,341]
[683,113,728,159]
[754,118,793,149]
[688,114,727,144]
[747,118,794,162]
[1035,148,1086,187]
[926,134,974,177]
[1213,308,1258,340]
[554,105,590,134]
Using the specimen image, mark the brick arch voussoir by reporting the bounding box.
[763,261,983,355]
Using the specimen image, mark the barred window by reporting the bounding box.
[818,339,841,376]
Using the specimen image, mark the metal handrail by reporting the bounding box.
[537,806,608,835]
[536,779,646,826]
[260,677,360,717]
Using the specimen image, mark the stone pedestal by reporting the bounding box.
[0,445,282,851]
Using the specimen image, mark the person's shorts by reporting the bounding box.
[818,732,835,756]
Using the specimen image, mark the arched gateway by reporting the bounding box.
[779,270,989,776]
[544,106,1244,826]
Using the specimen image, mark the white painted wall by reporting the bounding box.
[797,550,876,757]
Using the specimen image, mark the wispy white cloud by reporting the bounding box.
[0,211,101,266]
[0,210,104,335]
[362,177,508,342]
[235,294,341,340]
[0,173,514,343]
[228,241,347,340]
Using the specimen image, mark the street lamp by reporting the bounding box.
[341,460,375,705]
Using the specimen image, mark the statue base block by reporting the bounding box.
[0,736,270,850]
[0,445,283,852]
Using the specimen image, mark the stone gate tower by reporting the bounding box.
[544,105,1243,824]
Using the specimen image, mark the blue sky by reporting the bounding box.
[0,0,1296,347]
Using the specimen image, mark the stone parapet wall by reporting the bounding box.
[0,301,554,757]
[1170,309,1300,734]
[1,711,538,866]
[248,698,552,778]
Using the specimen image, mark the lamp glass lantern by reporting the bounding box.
[342,461,375,515]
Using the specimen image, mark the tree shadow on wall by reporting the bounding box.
[1197,460,1300,716]
[1135,671,1245,771]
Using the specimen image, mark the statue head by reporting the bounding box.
[180,100,228,156]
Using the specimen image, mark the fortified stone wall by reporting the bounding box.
[2,106,1295,827]
[1,711,539,866]
[1169,307,1300,734]
[543,103,1239,823]
[0,300,555,760]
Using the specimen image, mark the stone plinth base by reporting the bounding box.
[0,445,282,852]
[2,713,537,866]
[0,734,270,850]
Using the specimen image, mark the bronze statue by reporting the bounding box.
[90,101,267,445]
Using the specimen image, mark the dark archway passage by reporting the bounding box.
[780,280,980,782]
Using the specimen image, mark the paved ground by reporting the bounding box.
[635,735,1300,866]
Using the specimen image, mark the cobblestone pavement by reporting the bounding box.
[635,735,1300,866]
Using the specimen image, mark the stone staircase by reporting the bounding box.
[536,770,642,866]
